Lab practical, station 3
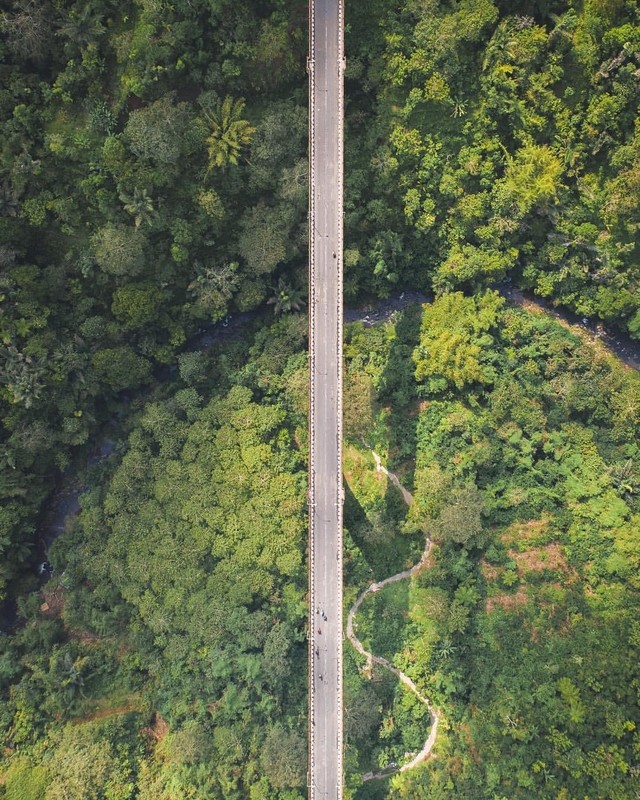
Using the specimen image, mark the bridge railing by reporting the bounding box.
[308,0,344,796]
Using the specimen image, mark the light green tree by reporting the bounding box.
[260,726,307,790]
[187,261,239,320]
[203,96,255,171]
[413,291,503,391]
[499,143,564,216]
[92,223,146,277]
[237,202,293,275]
[124,94,192,166]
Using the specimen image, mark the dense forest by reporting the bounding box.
[0,0,639,797]
[343,296,640,798]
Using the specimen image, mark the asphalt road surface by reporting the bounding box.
[308,0,345,798]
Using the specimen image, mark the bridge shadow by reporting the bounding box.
[342,304,426,585]
[363,578,411,663]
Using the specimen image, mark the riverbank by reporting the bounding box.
[25,284,640,606]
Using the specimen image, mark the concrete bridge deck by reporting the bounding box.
[307,0,344,797]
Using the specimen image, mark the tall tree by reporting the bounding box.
[202,96,255,171]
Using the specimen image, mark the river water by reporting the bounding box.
[36,287,640,569]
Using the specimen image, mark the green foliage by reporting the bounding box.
[268,277,305,316]
[91,347,152,391]
[339,297,640,796]
[341,0,640,327]
[124,93,195,167]
[501,143,564,216]
[237,201,299,276]
[260,726,307,790]
[0,315,313,796]
[3,757,48,800]
[0,0,639,796]
[118,188,156,229]
[92,224,146,278]
[111,284,164,330]
[45,720,136,800]
[432,484,486,547]
[202,95,255,171]
[414,291,503,391]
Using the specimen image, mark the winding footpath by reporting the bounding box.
[346,452,439,782]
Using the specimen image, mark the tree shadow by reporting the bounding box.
[376,303,424,488]
[354,777,391,799]
[343,471,420,583]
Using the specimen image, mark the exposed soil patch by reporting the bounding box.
[501,516,551,547]
[67,628,102,645]
[40,584,64,618]
[509,542,568,576]
[72,698,140,726]
[485,587,529,613]
[480,560,501,582]
[143,712,169,743]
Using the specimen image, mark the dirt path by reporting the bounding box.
[371,451,414,508]
[346,451,439,782]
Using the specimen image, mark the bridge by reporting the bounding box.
[307,0,345,797]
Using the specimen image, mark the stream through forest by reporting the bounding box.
[15,284,640,782]
[36,286,640,584]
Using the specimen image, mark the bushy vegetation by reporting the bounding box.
[1,0,639,597]
[1,0,639,796]
[0,0,310,601]
[0,316,310,798]
[342,298,640,799]
[345,0,640,323]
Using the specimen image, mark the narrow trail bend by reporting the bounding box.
[346,451,439,782]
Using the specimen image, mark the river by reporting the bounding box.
[37,285,640,568]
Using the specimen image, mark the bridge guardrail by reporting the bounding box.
[308,0,344,796]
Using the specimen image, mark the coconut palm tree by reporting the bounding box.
[57,5,105,51]
[203,96,255,171]
[267,277,305,315]
[118,187,156,228]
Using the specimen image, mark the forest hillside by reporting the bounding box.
[0,0,639,798]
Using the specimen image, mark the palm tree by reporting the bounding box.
[450,96,467,118]
[57,5,105,50]
[267,277,305,315]
[202,96,255,171]
[2,345,44,408]
[118,187,156,228]
[57,652,89,704]
[608,459,638,501]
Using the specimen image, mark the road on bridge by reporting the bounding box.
[308,0,344,798]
